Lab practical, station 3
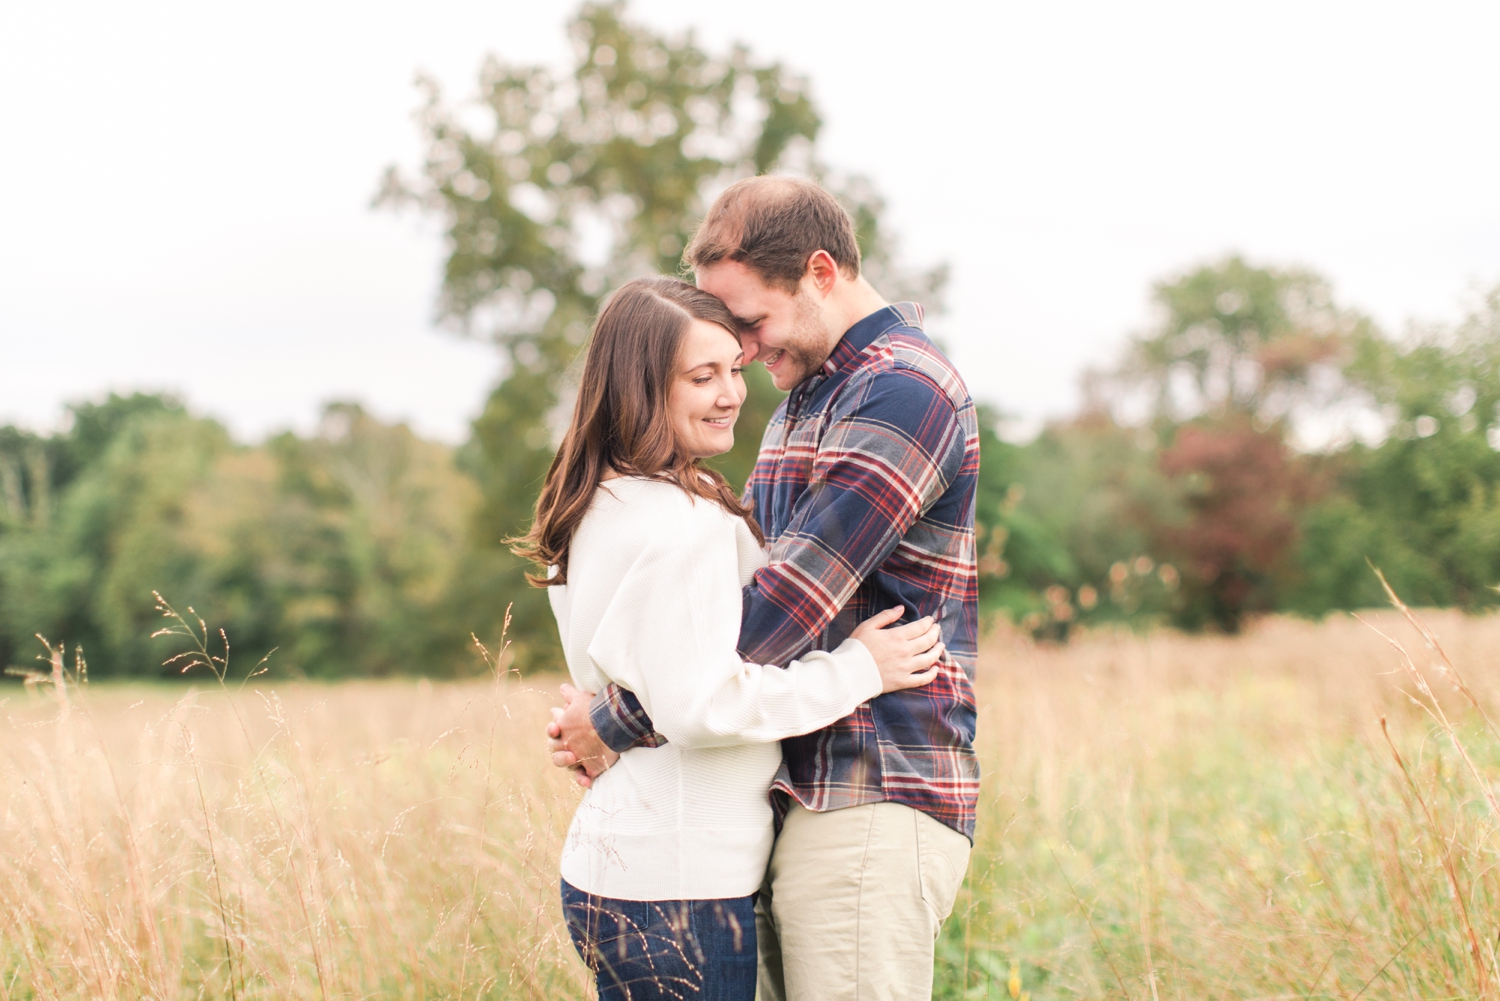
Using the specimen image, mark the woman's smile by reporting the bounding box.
[669,318,747,459]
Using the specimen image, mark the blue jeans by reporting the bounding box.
[560,879,758,1001]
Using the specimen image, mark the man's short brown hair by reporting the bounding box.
[685,176,861,292]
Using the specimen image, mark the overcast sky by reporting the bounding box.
[3,1,1498,442]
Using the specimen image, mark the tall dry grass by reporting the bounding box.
[2,601,1498,998]
[0,604,587,999]
[950,603,1500,1000]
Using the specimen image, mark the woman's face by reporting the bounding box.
[667,319,746,459]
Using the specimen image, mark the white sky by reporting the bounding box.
[3,0,1498,443]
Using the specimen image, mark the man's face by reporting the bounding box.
[696,260,837,392]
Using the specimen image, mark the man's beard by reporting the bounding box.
[767,291,836,388]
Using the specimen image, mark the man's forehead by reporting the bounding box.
[696,260,788,316]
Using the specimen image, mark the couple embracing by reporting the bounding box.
[515,175,979,1001]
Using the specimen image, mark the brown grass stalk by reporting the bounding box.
[182,723,238,1000]
[1379,717,1489,994]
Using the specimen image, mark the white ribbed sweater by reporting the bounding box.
[549,477,880,901]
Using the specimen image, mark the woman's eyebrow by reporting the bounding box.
[683,353,742,372]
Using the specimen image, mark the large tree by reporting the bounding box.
[1122,255,1369,425]
[1104,257,1378,630]
[1291,284,1500,613]
[380,1,944,662]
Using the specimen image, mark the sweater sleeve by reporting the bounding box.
[584,495,881,750]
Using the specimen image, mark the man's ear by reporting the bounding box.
[804,249,839,295]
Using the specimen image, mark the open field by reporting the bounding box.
[3,608,1500,999]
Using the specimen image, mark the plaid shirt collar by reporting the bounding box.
[821,302,926,378]
[793,302,928,411]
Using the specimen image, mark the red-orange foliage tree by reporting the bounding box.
[1155,420,1310,631]
[1114,256,1368,630]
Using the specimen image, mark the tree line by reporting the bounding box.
[981,262,1500,639]
[3,2,1497,677]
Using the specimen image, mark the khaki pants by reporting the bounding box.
[755,801,971,1001]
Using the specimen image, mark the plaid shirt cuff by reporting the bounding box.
[588,684,668,753]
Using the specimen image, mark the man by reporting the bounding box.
[549,175,979,1000]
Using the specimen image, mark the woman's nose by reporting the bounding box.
[716,378,741,408]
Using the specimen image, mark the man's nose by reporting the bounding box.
[739,333,762,363]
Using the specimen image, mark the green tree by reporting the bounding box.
[200,403,480,677]
[381,1,944,664]
[0,396,481,678]
[975,408,1182,638]
[1108,257,1379,629]
[1290,284,1500,613]
[0,395,228,675]
[1123,255,1367,424]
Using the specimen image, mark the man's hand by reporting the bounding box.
[545,683,619,788]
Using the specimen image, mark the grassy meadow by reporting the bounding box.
[3,606,1500,999]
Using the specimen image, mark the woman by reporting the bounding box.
[513,276,943,1001]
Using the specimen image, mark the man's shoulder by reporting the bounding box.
[840,325,973,425]
[884,326,972,407]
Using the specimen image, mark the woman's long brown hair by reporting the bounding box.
[511,276,763,586]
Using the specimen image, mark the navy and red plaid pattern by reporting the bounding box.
[589,303,980,839]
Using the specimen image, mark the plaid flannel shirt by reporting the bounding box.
[588,303,980,839]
